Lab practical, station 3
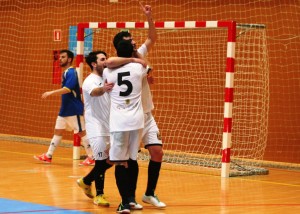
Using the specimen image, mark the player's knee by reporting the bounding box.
[148,145,163,161]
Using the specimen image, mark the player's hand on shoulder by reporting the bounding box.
[103,82,114,92]
[132,58,147,68]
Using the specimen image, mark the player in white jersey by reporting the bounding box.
[110,3,166,209]
[76,51,113,206]
[77,50,145,207]
[103,40,148,214]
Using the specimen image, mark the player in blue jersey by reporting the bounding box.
[34,49,94,166]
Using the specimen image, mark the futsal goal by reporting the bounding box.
[75,21,269,177]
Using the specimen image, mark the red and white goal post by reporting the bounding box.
[74,21,236,177]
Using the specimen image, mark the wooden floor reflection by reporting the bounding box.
[0,140,300,214]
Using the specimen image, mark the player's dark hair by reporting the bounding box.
[85,51,107,71]
[113,31,132,49]
[60,49,74,63]
[117,40,133,58]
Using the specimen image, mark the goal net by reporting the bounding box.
[1,0,299,177]
[77,21,269,177]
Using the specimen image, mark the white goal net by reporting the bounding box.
[80,21,269,176]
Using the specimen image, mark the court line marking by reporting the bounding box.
[1,149,300,188]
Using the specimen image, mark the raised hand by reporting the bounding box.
[139,2,152,17]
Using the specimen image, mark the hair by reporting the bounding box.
[85,50,107,70]
[113,31,131,49]
[117,40,134,58]
[60,49,74,63]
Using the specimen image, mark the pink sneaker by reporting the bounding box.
[34,153,52,163]
[79,157,95,166]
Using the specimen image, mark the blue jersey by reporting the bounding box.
[59,67,84,117]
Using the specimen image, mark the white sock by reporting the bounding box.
[81,135,93,159]
[47,135,62,157]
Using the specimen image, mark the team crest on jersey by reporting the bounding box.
[157,132,162,140]
[125,99,130,105]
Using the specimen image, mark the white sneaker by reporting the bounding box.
[128,198,143,210]
[142,195,166,208]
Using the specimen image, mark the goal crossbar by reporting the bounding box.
[75,21,236,178]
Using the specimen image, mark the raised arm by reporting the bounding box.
[139,2,157,51]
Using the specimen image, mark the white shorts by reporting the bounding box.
[142,112,162,148]
[88,136,110,160]
[109,129,142,162]
[54,116,85,133]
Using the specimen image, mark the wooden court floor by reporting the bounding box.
[0,140,300,214]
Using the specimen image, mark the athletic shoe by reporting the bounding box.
[93,194,110,206]
[142,194,166,208]
[79,157,95,166]
[116,203,130,214]
[76,178,94,198]
[33,153,52,163]
[128,197,143,210]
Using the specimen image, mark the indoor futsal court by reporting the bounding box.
[0,0,299,214]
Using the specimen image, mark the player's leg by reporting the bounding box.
[110,131,131,213]
[128,129,143,210]
[142,113,166,208]
[127,159,139,203]
[142,145,166,208]
[92,159,113,206]
[77,136,112,206]
[92,136,113,206]
[70,115,94,165]
[78,131,95,166]
[34,116,65,163]
[145,145,163,194]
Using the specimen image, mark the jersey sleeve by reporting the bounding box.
[82,77,97,96]
[141,65,148,77]
[64,68,78,90]
[137,43,148,57]
[134,63,148,77]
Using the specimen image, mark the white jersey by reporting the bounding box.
[103,63,147,132]
[82,73,110,139]
[138,44,154,113]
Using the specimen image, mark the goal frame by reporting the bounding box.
[75,21,236,178]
